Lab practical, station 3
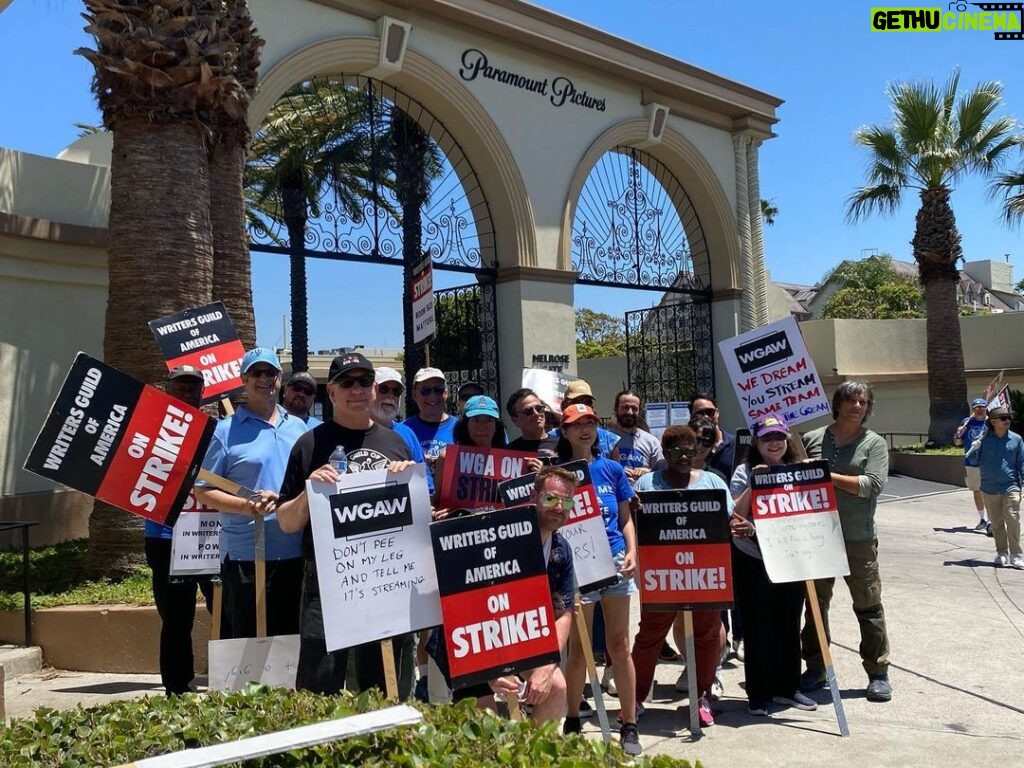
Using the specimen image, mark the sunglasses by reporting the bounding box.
[289,385,315,396]
[247,368,279,379]
[377,384,403,397]
[336,375,374,389]
[567,396,595,407]
[517,405,546,416]
[692,408,716,418]
[665,446,697,460]
[759,432,788,442]
[540,492,575,511]
[418,385,446,396]
[994,416,1011,422]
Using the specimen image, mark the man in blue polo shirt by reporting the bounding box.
[195,348,312,638]
[403,367,458,459]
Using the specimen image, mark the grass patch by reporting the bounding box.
[0,539,152,612]
[895,445,963,455]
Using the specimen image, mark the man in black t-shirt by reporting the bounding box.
[506,388,560,457]
[276,352,415,696]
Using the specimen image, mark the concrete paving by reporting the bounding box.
[4,487,1023,767]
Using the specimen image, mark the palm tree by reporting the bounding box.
[77,0,238,576]
[992,168,1024,225]
[760,198,779,226]
[846,69,1021,444]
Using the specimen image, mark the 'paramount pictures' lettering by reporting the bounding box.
[458,48,606,112]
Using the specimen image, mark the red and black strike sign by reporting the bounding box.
[438,445,534,511]
[635,488,733,611]
[749,460,836,519]
[431,505,561,688]
[148,300,245,403]
[24,353,215,528]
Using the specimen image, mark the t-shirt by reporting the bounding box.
[611,427,663,470]
[707,430,737,478]
[278,421,412,558]
[549,426,620,458]
[392,421,434,494]
[634,469,735,517]
[547,530,577,615]
[959,416,987,468]
[728,464,762,560]
[508,434,560,459]
[566,456,634,556]
[402,414,457,459]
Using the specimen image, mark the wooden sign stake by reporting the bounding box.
[211,583,223,641]
[381,638,399,702]
[573,597,610,743]
[806,580,850,737]
[683,610,701,737]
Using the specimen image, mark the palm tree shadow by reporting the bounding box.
[932,525,984,535]
[942,557,998,569]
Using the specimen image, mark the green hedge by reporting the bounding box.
[0,686,696,767]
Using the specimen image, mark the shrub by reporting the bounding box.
[0,686,695,767]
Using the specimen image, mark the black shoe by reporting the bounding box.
[413,675,429,703]
[579,698,595,718]
[986,522,994,537]
[619,722,643,756]
[659,641,681,661]
[866,674,892,702]
[799,668,827,692]
[563,716,582,735]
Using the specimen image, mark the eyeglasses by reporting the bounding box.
[759,432,788,443]
[994,416,1011,422]
[336,375,374,389]
[247,368,279,379]
[540,492,575,511]
[692,408,716,418]
[567,396,595,407]
[517,405,546,416]
[418,385,445,396]
[377,384,403,397]
[665,446,697,460]
[289,385,315,396]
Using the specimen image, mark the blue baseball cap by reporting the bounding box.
[463,395,499,419]
[971,398,987,408]
[241,347,282,374]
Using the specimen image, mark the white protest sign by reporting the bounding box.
[669,401,690,425]
[646,402,668,439]
[719,316,831,429]
[307,465,440,652]
[208,634,300,692]
[749,460,850,583]
[521,368,576,412]
[169,492,221,576]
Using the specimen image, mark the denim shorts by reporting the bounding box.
[581,549,637,604]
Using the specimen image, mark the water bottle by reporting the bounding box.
[329,446,348,473]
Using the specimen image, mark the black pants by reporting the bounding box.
[221,556,303,639]
[732,543,804,704]
[145,537,214,695]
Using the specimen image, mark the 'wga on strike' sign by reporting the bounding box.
[330,485,413,539]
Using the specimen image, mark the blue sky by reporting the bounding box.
[3,1,1023,350]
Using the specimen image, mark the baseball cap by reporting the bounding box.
[753,413,790,438]
[561,403,599,426]
[287,371,316,388]
[169,364,204,381]
[241,347,281,374]
[375,366,403,386]
[564,380,593,400]
[413,367,446,385]
[464,395,500,419]
[971,398,987,408]
[987,406,1011,418]
[328,352,374,382]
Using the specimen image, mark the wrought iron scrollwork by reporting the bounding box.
[625,301,715,404]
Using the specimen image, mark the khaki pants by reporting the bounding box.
[982,490,1022,557]
[802,539,890,677]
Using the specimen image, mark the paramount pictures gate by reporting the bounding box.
[246,74,499,396]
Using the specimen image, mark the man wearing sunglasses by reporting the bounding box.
[489,466,578,723]
[276,352,417,696]
[370,367,434,496]
[976,406,1024,569]
[404,367,457,462]
[688,392,736,479]
[506,388,560,457]
[195,348,311,640]
[282,371,322,427]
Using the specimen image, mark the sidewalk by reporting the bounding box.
[5,489,1024,766]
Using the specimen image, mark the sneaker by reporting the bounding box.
[800,668,827,693]
[659,641,681,661]
[1011,554,1024,570]
[698,695,715,726]
[747,700,769,716]
[579,697,595,718]
[616,703,646,723]
[995,551,1010,567]
[866,674,892,702]
[986,522,993,537]
[733,639,745,662]
[601,665,617,696]
[711,675,724,701]
[772,691,818,711]
[413,675,429,703]
[674,669,689,693]
[563,716,582,735]
[974,519,989,531]
[619,723,643,756]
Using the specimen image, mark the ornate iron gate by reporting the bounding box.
[625,301,715,405]
[430,282,500,402]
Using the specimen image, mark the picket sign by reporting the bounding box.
[806,581,850,738]
[572,595,611,743]
[208,635,300,692]
[112,704,422,768]
[682,611,700,737]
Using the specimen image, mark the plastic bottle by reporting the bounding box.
[329,446,348,473]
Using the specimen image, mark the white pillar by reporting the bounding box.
[746,137,769,326]
[733,133,755,332]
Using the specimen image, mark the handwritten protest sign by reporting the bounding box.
[438,445,532,511]
[718,316,830,429]
[750,460,850,582]
[24,353,215,527]
[431,505,561,687]
[635,489,733,610]
[208,635,300,692]
[149,301,246,403]
[498,460,617,593]
[169,491,221,577]
[306,465,440,652]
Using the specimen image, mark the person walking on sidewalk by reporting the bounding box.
[976,406,1024,569]
[801,381,892,703]
[954,397,991,534]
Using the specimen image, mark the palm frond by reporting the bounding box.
[845,183,902,223]
[990,169,1024,226]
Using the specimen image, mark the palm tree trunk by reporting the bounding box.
[283,174,308,372]
[88,120,214,578]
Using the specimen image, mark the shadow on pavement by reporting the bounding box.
[53,681,163,695]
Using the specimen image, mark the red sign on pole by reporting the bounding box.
[24,353,215,527]
[438,445,533,510]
